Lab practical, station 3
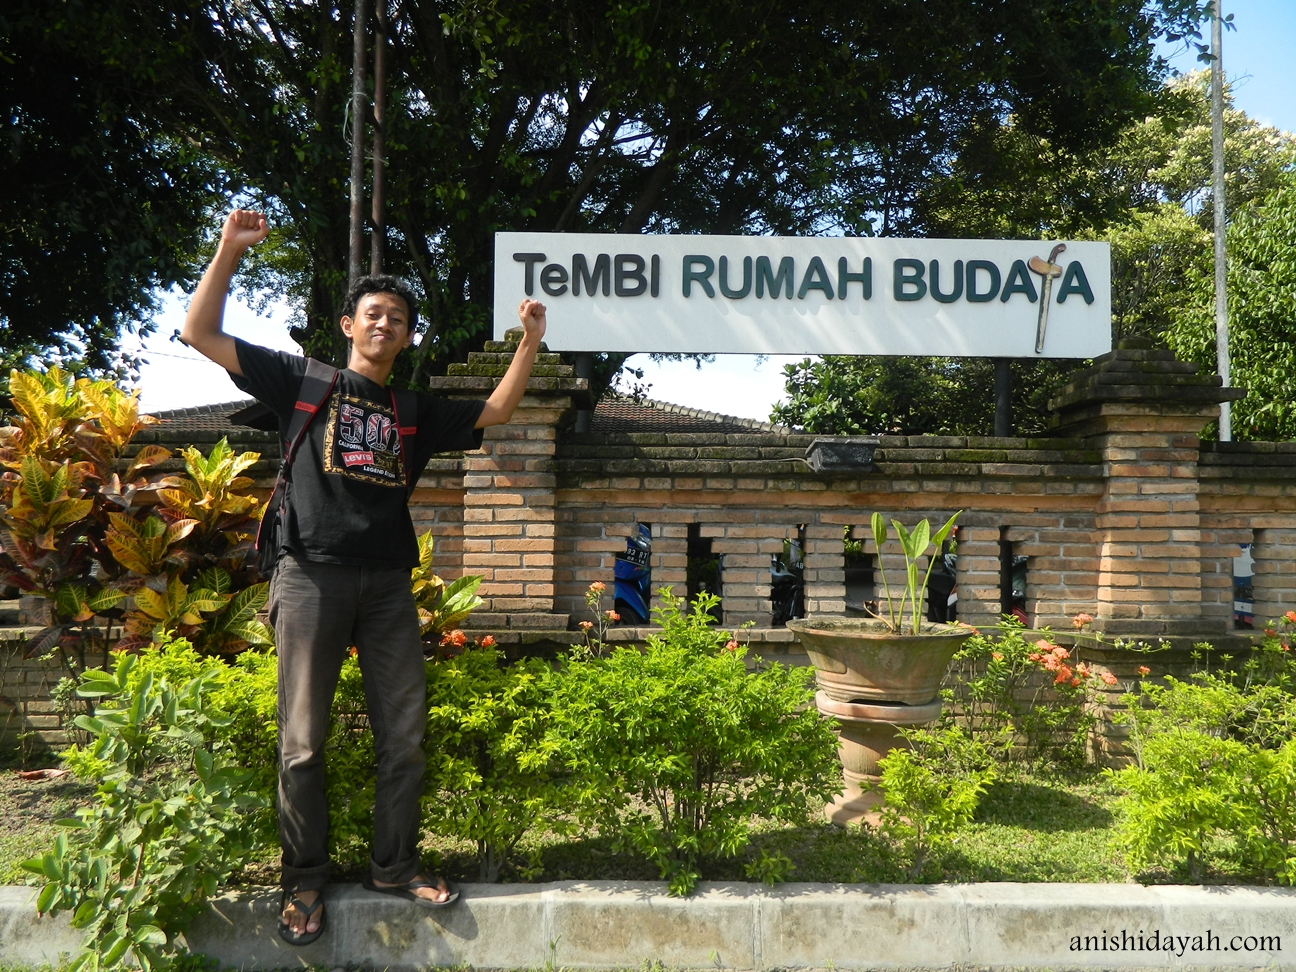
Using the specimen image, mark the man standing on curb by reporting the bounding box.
[181,209,546,945]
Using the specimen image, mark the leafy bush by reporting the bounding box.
[546,590,841,896]
[0,367,270,659]
[121,639,377,871]
[1111,622,1296,883]
[876,725,996,880]
[23,652,266,972]
[943,617,1119,769]
[411,530,484,643]
[423,645,562,880]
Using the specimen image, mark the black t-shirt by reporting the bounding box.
[230,339,485,568]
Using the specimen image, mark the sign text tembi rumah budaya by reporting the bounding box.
[493,232,1111,358]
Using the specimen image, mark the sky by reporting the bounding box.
[132,0,1296,419]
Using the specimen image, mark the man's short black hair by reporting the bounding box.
[342,275,420,335]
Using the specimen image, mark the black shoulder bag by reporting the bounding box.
[253,358,340,577]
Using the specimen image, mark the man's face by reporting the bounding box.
[341,291,414,363]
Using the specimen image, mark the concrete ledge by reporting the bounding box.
[2,881,1295,970]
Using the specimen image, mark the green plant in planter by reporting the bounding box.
[870,511,960,633]
[546,589,842,896]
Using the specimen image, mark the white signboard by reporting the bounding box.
[494,232,1110,358]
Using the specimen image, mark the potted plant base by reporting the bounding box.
[814,692,945,825]
[788,512,971,824]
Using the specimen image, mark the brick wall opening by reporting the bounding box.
[687,523,722,621]
[771,525,806,626]
[843,525,875,617]
[1000,527,1028,625]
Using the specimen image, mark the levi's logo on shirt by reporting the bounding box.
[322,394,404,487]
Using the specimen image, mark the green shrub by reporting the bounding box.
[546,590,842,896]
[120,640,377,872]
[23,652,266,972]
[877,725,996,880]
[423,646,562,880]
[1111,624,1296,883]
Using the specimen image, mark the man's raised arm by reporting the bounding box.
[180,209,270,375]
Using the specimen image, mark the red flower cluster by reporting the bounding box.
[1137,665,1151,676]
[1072,612,1094,629]
[478,635,496,648]
[1286,610,1296,624]
[440,629,468,648]
[604,610,621,622]
[589,581,607,593]
[724,639,740,652]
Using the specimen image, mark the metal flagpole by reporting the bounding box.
[1212,0,1231,440]
[348,0,368,288]
[370,1,387,276]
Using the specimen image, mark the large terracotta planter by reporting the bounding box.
[814,693,944,777]
[786,617,973,705]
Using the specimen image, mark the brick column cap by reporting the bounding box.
[1048,340,1245,436]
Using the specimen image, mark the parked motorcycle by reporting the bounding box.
[771,536,805,626]
[615,523,653,624]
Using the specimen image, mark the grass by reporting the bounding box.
[0,769,94,885]
[0,763,1272,890]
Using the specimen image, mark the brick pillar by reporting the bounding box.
[1050,339,1245,643]
[651,522,689,610]
[803,522,846,615]
[427,329,588,642]
[956,522,1002,631]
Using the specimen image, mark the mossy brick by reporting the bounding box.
[663,432,728,446]
[944,449,1010,463]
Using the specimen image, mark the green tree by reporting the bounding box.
[775,71,1296,436]
[1166,174,1296,440]
[0,1,225,377]
[51,0,1208,385]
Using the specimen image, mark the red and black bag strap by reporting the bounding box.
[388,386,419,498]
[281,357,340,474]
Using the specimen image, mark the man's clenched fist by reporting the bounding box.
[221,209,269,251]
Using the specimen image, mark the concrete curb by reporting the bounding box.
[2,881,1295,970]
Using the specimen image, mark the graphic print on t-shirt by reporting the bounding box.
[322,393,406,487]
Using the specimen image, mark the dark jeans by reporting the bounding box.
[269,553,427,892]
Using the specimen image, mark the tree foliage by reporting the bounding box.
[23,0,1208,385]
[0,1,225,377]
[775,71,1296,437]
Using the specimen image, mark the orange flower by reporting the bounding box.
[725,640,740,651]
[1282,644,1292,653]
[1054,664,1073,685]
[1285,610,1296,623]
[579,620,594,630]
[1101,672,1118,686]
[1137,665,1151,676]
[589,581,607,592]
[991,651,1004,661]
[605,610,620,622]
[1072,612,1094,629]
[1028,652,1043,663]
[1051,645,1071,660]
[440,629,468,647]
[1075,662,1091,678]
[1265,628,1278,637]
[1069,677,1081,688]
[349,646,358,658]
[1042,655,1061,672]
[479,635,496,648]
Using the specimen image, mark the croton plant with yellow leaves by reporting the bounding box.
[0,367,272,658]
